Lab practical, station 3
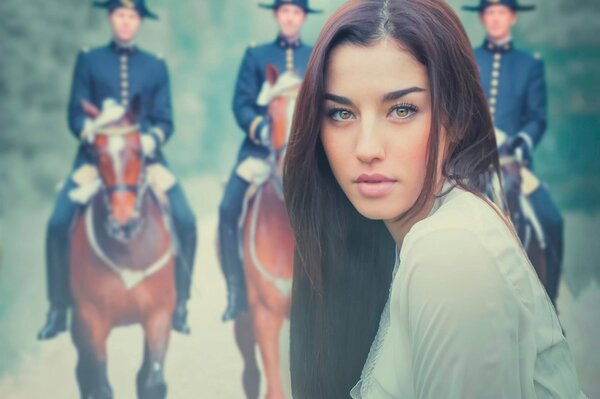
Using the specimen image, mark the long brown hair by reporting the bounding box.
[283,0,499,397]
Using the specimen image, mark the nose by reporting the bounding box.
[355,118,385,164]
[111,192,137,225]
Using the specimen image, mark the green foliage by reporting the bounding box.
[0,0,598,214]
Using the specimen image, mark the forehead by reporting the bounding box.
[112,7,141,17]
[325,39,428,96]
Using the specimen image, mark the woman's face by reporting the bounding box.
[321,39,435,221]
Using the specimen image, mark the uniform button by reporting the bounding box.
[121,81,129,88]
[493,62,500,69]
[492,70,499,78]
[490,88,498,96]
[489,97,497,105]
[120,55,127,62]
[121,72,128,79]
[494,53,501,61]
[122,90,128,97]
[490,106,495,114]
[122,99,129,106]
[491,79,499,87]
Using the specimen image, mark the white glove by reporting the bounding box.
[95,99,126,128]
[258,120,271,146]
[141,134,157,157]
[80,98,126,143]
[80,118,97,143]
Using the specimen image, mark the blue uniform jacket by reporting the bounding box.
[232,35,312,162]
[68,41,173,168]
[475,39,547,152]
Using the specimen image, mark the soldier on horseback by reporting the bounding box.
[463,0,564,305]
[38,0,197,339]
[218,0,321,321]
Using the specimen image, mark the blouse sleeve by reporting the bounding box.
[400,228,525,399]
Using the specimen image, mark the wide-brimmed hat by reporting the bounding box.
[93,0,158,19]
[462,0,535,12]
[258,0,322,14]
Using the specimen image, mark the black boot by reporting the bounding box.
[171,300,191,334]
[170,197,197,335]
[219,174,251,322]
[222,279,249,322]
[42,208,73,341]
[37,306,68,340]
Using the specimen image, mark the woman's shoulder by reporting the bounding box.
[407,187,508,245]
[399,186,532,305]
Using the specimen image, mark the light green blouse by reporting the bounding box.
[350,184,586,399]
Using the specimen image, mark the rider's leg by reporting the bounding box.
[219,171,251,321]
[529,184,564,307]
[38,178,80,340]
[166,183,197,334]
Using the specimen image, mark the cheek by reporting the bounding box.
[387,122,430,182]
[320,129,350,180]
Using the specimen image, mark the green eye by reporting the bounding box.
[338,110,352,120]
[328,108,355,121]
[390,104,418,120]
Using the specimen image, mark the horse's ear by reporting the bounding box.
[266,64,279,86]
[82,100,101,119]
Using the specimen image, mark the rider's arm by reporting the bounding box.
[517,57,547,152]
[67,50,93,140]
[232,47,265,142]
[147,58,174,147]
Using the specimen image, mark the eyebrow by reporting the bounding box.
[382,87,426,102]
[324,87,426,106]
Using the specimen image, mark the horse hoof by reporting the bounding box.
[137,367,167,399]
[138,382,167,399]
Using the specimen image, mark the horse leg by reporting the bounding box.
[71,309,113,399]
[252,303,286,399]
[137,311,171,399]
[235,312,260,399]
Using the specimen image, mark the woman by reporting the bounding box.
[283,0,585,398]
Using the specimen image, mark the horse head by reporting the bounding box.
[83,99,146,241]
[258,65,302,175]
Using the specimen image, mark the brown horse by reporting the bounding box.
[70,102,175,399]
[234,65,300,399]
[499,150,549,298]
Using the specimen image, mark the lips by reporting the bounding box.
[355,173,397,198]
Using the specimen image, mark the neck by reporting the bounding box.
[384,197,435,249]
[280,32,300,43]
[488,34,512,46]
[383,178,445,248]
[113,37,135,48]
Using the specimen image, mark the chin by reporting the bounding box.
[117,33,134,42]
[352,201,408,222]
